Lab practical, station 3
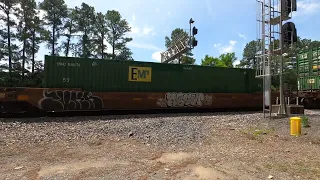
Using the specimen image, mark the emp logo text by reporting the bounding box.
[128,66,152,82]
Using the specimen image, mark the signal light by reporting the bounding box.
[189,18,198,49]
[281,0,297,17]
[191,27,198,48]
[282,22,297,45]
[192,26,198,36]
[192,38,198,47]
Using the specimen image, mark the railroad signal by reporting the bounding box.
[189,18,198,49]
[189,18,194,24]
[190,37,197,47]
[191,27,198,48]
[192,26,198,36]
[282,21,297,45]
[281,0,297,17]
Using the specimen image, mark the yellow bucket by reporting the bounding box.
[290,117,301,136]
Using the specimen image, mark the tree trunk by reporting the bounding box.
[22,24,27,79]
[66,35,70,57]
[32,30,35,73]
[7,13,12,77]
[82,34,87,58]
[112,40,115,59]
[101,33,104,59]
[52,14,56,55]
[22,37,26,79]
[52,25,55,55]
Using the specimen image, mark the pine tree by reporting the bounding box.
[0,0,19,75]
[105,10,133,60]
[39,0,67,55]
[73,3,96,58]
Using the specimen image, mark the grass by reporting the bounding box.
[264,161,320,178]
[240,127,275,142]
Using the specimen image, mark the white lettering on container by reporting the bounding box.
[63,78,70,83]
[56,62,80,67]
[68,62,80,67]
[57,62,66,66]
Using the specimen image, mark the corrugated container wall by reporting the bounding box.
[44,56,262,93]
[297,47,320,91]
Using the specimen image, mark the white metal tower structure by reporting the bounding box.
[256,0,296,118]
[161,18,198,64]
[160,33,190,63]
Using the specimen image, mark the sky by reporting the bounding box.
[31,0,320,65]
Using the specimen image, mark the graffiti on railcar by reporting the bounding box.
[156,92,212,107]
[38,90,104,111]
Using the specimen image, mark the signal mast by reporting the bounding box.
[160,18,198,64]
[255,0,297,118]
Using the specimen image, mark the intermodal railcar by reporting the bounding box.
[297,47,320,108]
[0,55,275,114]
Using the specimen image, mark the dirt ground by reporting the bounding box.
[1,111,320,180]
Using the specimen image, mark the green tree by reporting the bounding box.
[201,53,236,67]
[118,47,134,61]
[237,40,261,68]
[29,10,46,73]
[0,27,6,66]
[73,3,96,58]
[201,55,220,66]
[39,0,68,55]
[0,0,19,76]
[295,37,320,51]
[105,10,133,60]
[180,55,196,65]
[16,0,38,78]
[165,28,195,65]
[60,8,78,57]
[220,52,237,67]
[93,12,108,59]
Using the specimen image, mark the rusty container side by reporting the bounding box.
[21,88,264,112]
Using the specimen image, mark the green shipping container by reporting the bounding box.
[298,76,320,90]
[297,47,320,90]
[44,55,262,93]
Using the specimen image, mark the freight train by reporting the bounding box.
[0,55,278,115]
[296,46,320,108]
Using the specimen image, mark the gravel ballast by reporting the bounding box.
[1,110,320,180]
[1,113,217,146]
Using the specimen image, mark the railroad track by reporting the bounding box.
[0,107,262,120]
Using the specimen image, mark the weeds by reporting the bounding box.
[301,116,310,128]
[241,127,275,142]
